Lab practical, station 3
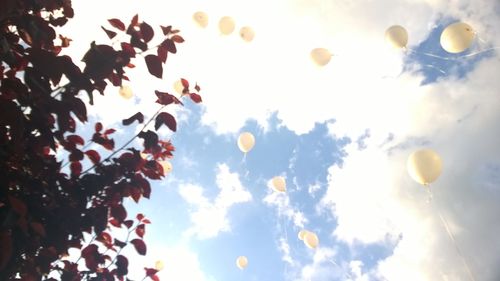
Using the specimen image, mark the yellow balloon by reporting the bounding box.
[119,85,133,99]
[407,149,442,185]
[219,16,235,35]
[298,230,308,241]
[173,79,184,95]
[239,26,255,42]
[303,231,319,249]
[385,25,408,49]
[271,176,286,192]
[160,161,173,175]
[440,22,475,53]
[236,256,248,269]
[193,11,208,28]
[237,132,255,153]
[155,260,165,271]
[310,48,332,66]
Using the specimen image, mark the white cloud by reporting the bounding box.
[263,188,308,229]
[179,163,252,239]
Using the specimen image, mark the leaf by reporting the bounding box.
[171,35,185,43]
[67,135,84,146]
[108,18,125,31]
[69,149,84,162]
[30,222,46,237]
[161,39,176,54]
[116,255,129,276]
[122,112,144,125]
[145,55,162,78]
[8,196,27,216]
[136,213,145,221]
[155,90,175,105]
[160,25,172,35]
[101,26,117,39]
[97,232,113,246]
[123,220,134,229]
[85,150,101,165]
[130,14,139,27]
[157,45,168,63]
[138,131,159,150]
[144,268,158,277]
[114,239,127,248]
[194,84,201,92]
[140,22,154,43]
[104,128,116,135]
[130,187,141,203]
[130,239,147,255]
[70,162,82,177]
[180,78,189,88]
[151,275,160,281]
[111,205,127,223]
[121,42,136,58]
[135,224,145,238]
[190,93,202,103]
[142,219,151,224]
[95,122,103,132]
[155,112,177,132]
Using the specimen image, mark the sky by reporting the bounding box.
[58,0,500,280]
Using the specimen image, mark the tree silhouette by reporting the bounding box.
[0,1,201,280]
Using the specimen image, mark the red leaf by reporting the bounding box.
[109,218,121,228]
[142,219,151,224]
[108,18,125,31]
[97,232,113,246]
[155,91,177,105]
[95,122,103,132]
[136,224,145,238]
[160,25,172,35]
[122,112,144,125]
[121,42,136,58]
[161,39,176,54]
[157,45,168,63]
[116,255,129,276]
[155,112,177,132]
[67,135,85,146]
[85,150,101,165]
[145,55,162,78]
[194,84,201,92]
[145,268,158,277]
[190,93,202,103]
[131,239,147,255]
[8,196,27,216]
[114,239,126,248]
[104,128,116,135]
[30,222,46,237]
[136,213,145,221]
[140,22,154,43]
[130,187,141,203]
[180,78,189,88]
[130,14,139,27]
[151,275,160,281]
[0,231,13,270]
[171,35,185,43]
[81,244,99,270]
[70,162,82,177]
[123,220,134,229]
[111,205,127,223]
[101,26,117,39]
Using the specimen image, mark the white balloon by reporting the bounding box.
[155,260,164,271]
[385,25,408,49]
[237,132,255,153]
[310,48,331,66]
[219,16,235,35]
[173,79,184,95]
[303,231,319,249]
[407,149,442,185]
[239,26,255,42]
[160,161,173,175]
[236,256,248,269]
[298,230,308,241]
[440,22,475,53]
[271,176,286,192]
[193,11,208,28]
[119,85,133,99]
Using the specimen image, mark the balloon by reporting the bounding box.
[303,231,319,249]
[237,132,255,153]
[440,22,475,53]
[310,48,331,66]
[385,25,408,49]
[219,16,235,35]
[239,26,255,42]
[236,256,248,269]
[160,161,173,175]
[155,260,165,271]
[298,230,308,241]
[193,11,208,28]
[119,85,133,99]
[271,176,286,192]
[407,149,442,185]
[173,79,184,95]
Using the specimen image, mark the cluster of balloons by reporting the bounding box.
[311,21,476,67]
[193,11,255,42]
[298,229,319,249]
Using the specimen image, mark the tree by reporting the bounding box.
[0,1,202,280]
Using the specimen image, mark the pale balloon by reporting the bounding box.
[385,25,408,49]
[193,11,208,28]
[219,16,235,35]
[310,48,331,66]
[173,79,184,95]
[160,161,173,175]
[119,85,133,99]
[407,149,442,185]
[236,256,248,269]
[237,132,255,153]
[298,230,308,241]
[239,26,255,42]
[271,176,286,192]
[440,22,475,53]
[155,260,164,271]
[303,231,319,249]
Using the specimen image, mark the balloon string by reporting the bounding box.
[425,184,433,203]
[429,197,476,281]
[328,259,357,280]
[406,47,500,61]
